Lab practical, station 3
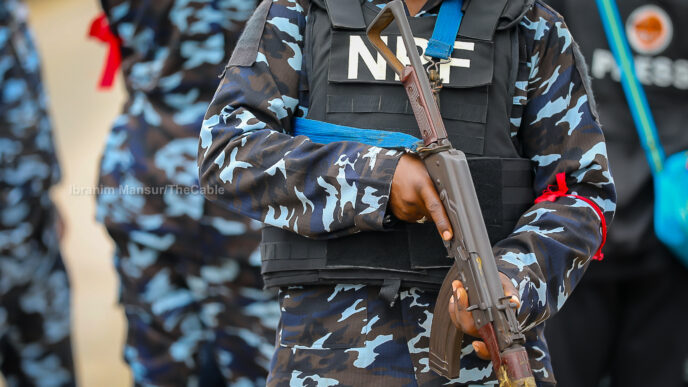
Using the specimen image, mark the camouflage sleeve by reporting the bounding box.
[198,0,403,239]
[494,3,616,331]
[0,1,61,197]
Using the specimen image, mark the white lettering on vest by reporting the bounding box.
[348,35,388,80]
[440,41,474,82]
[348,35,473,83]
[394,36,430,81]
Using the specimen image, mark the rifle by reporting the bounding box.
[366,2,535,385]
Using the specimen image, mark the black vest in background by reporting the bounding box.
[261,0,536,290]
[548,0,688,274]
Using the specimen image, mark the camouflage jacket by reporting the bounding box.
[1,0,64,288]
[0,0,60,200]
[199,0,616,333]
[96,0,261,250]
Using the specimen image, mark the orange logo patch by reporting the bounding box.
[626,5,673,55]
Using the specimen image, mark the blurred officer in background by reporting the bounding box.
[92,1,277,385]
[545,1,688,386]
[0,0,75,386]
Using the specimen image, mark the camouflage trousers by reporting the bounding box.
[269,285,555,387]
[108,228,279,386]
[0,200,75,387]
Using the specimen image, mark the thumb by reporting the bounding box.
[472,341,491,360]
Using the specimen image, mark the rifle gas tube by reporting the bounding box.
[366,2,536,386]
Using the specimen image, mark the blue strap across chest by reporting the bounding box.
[425,0,465,60]
[293,117,421,150]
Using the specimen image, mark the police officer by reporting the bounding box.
[93,1,278,385]
[0,1,75,385]
[544,1,688,386]
[199,0,615,385]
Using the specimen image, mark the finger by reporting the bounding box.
[453,282,479,337]
[448,281,465,329]
[472,341,491,361]
[448,289,460,328]
[456,287,478,336]
[449,281,463,322]
[504,285,519,301]
[499,273,520,309]
[452,280,468,309]
[510,294,521,309]
[420,186,453,241]
[503,287,520,309]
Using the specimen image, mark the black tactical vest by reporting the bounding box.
[261,0,536,291]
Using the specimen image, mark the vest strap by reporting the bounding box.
[325,0,366,30]
[380,278,402,307]
[458,0,508,41]
[293,117,421,150]
[425,0,465,60]
[227,0,272,67]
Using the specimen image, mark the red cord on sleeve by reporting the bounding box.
[88,14,121,89]
[534,172,607,261]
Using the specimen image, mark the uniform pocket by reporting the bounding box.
[278,285,368,349]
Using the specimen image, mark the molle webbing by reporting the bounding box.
[260,158,534,289]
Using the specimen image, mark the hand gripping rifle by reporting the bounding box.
[367,2,535,385]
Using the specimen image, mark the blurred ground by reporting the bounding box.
[3,0,131,385]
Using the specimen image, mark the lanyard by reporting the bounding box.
[596,0,665,174]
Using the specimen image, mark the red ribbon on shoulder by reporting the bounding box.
[88,13,121,89]
[534,172,607,261]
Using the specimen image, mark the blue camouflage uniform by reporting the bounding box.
[198,0,616,385]
[0,1,75,386]
[94,0,278,385]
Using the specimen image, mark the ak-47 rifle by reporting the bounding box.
[366,2,535,386]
